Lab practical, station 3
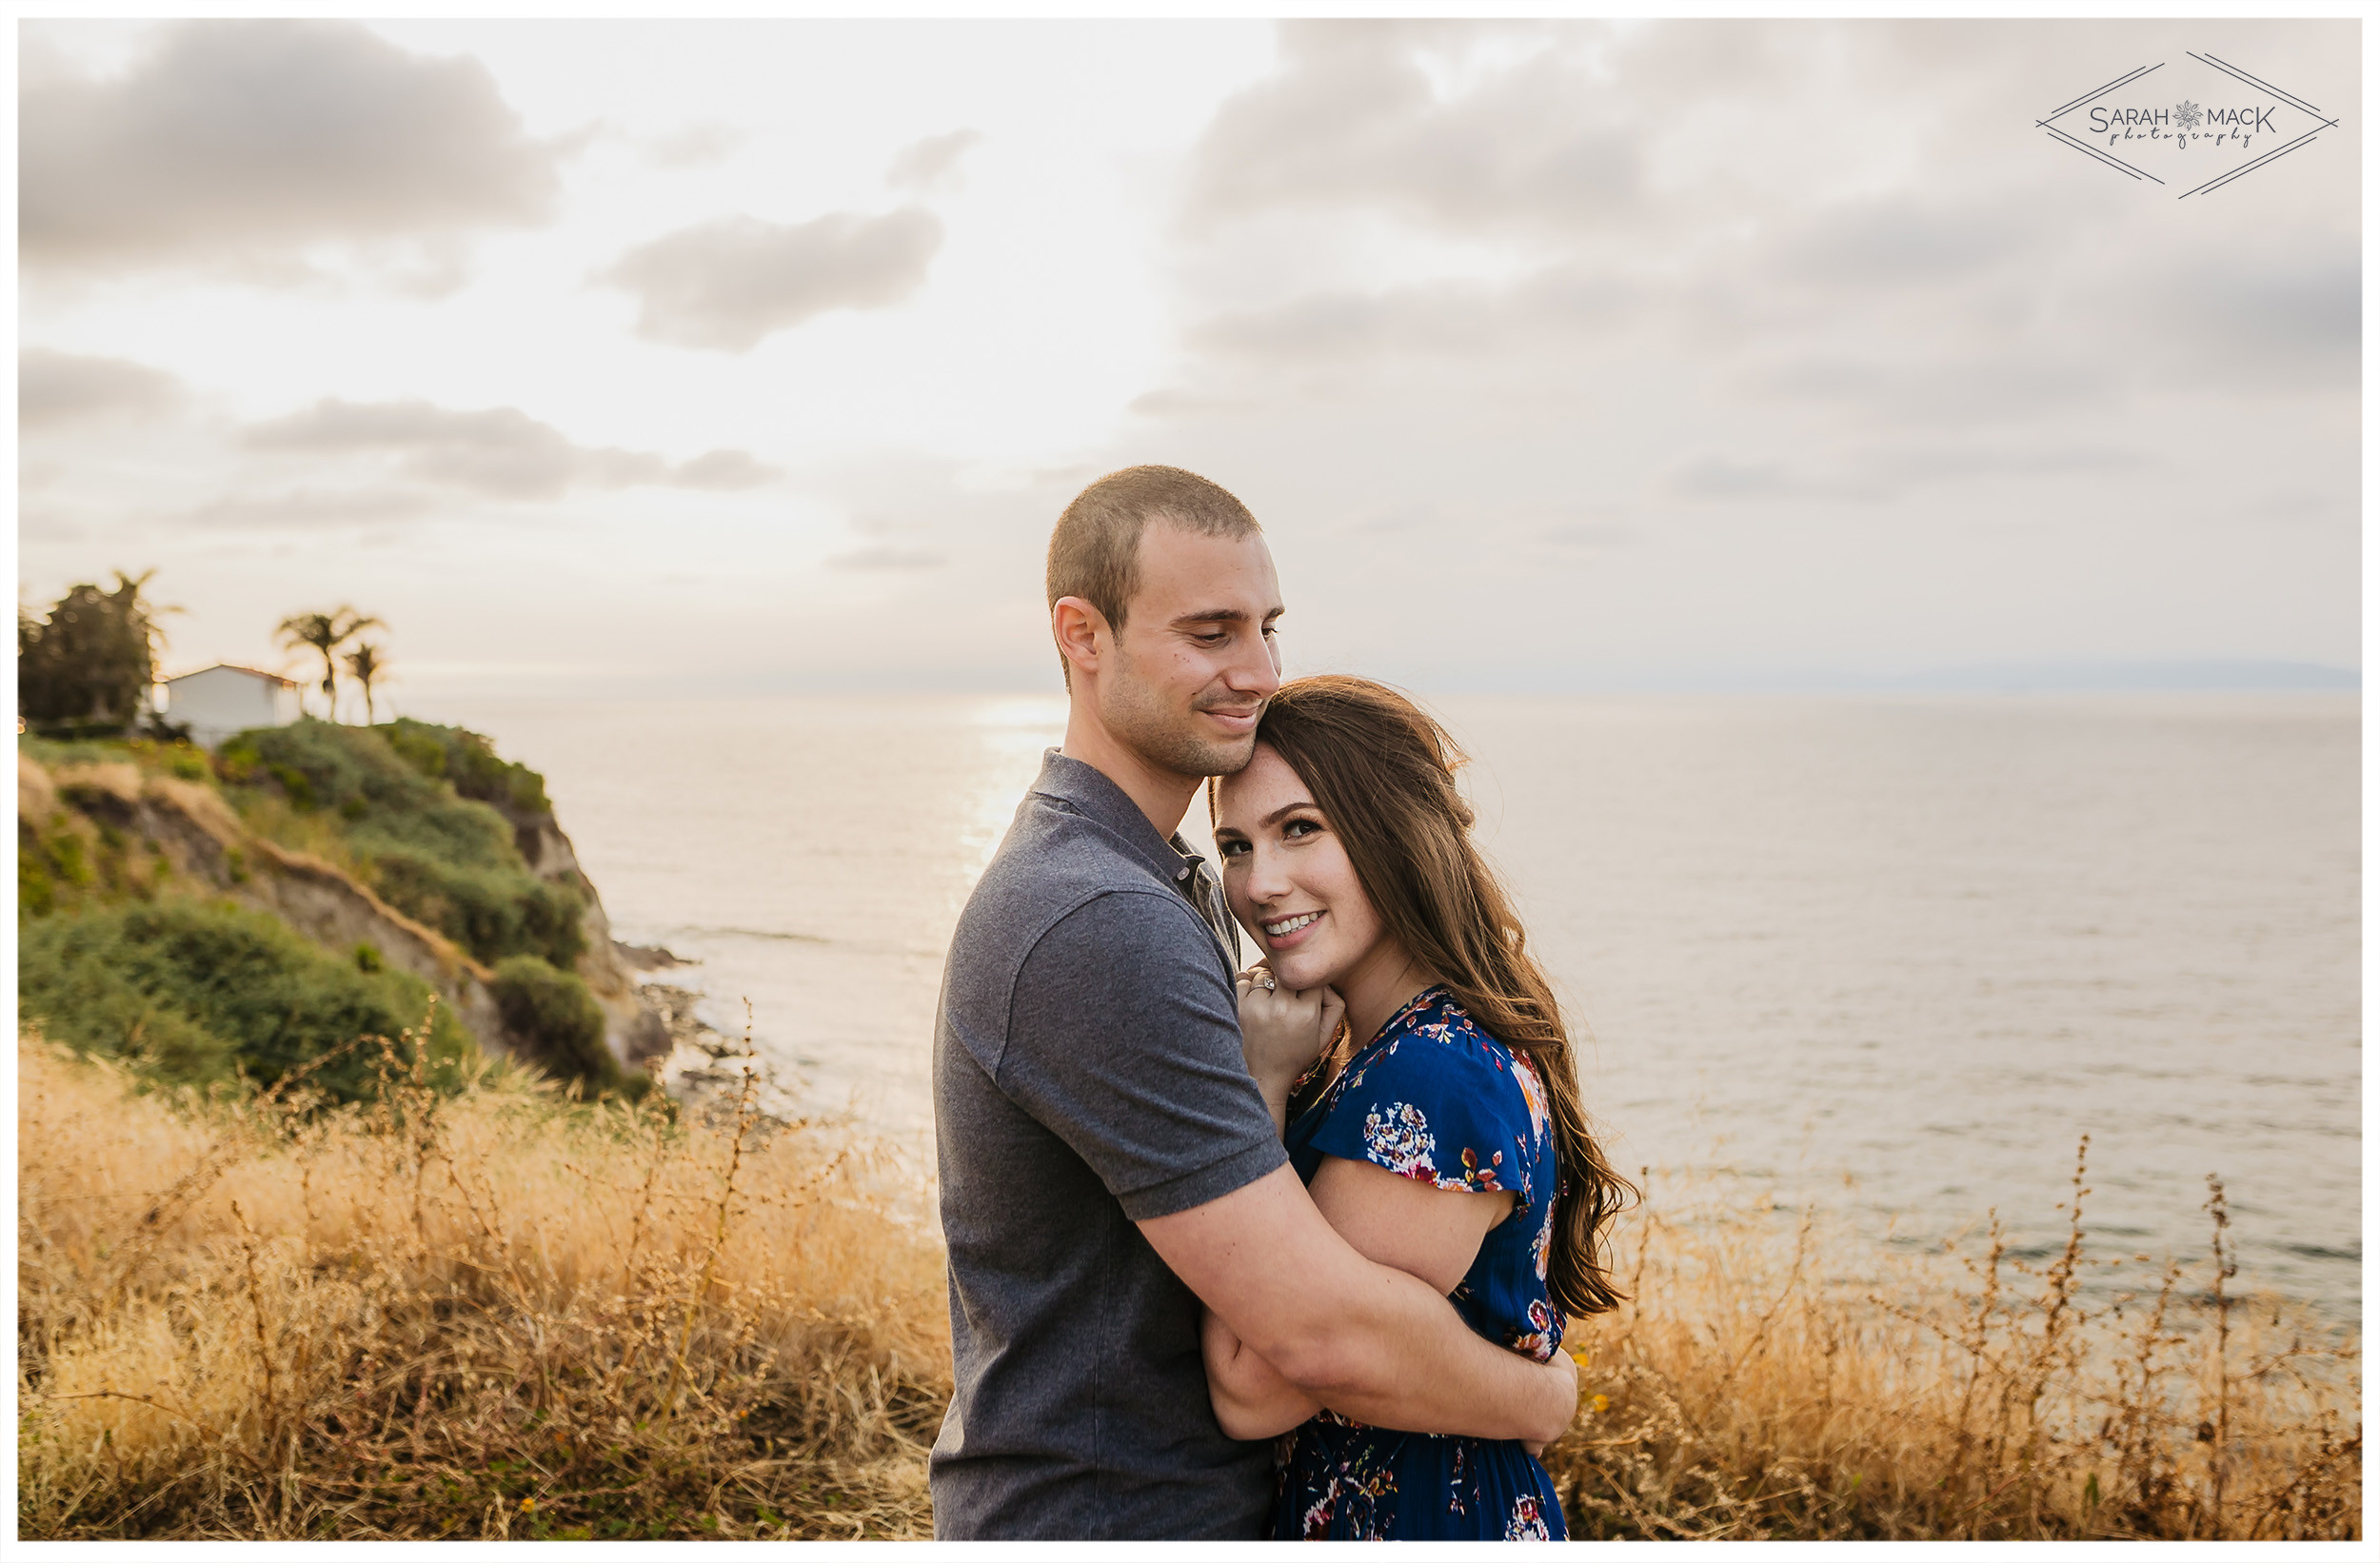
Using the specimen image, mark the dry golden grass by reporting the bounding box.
[1540,1139,2362,1540]
[19,1030,2360,1541]
[18,1025,948,1539]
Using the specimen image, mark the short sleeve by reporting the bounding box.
[999,890,1285,1221]
[1309,1031,1537,1212]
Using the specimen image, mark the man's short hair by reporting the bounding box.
[1046,466,1261,670]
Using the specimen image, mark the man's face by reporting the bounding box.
[1099,521,1284,781]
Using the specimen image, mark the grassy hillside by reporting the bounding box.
[18,722,628,1099]
[16,1030,2358,1540]
[218,719,584,971]
[18,1035,945,1539]
[19,900,473,1101]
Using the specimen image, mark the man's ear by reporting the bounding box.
[1052,596,1108,681]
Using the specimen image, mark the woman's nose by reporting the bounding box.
[1244,845,1291,901]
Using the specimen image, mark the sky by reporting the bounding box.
[16,16,2364,703]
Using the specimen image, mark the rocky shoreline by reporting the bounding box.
[625,960,807,1132]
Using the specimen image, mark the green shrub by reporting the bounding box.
[384,722,447,782]
[214,735,262,783]
[385,718,552,815]
[367,849,585,970]
[488,954,634,1097]
[18,900,476,1099]
[20,847,59,918]
[219,721,584,969]
[18,810,161,919]
[238,720,437,820]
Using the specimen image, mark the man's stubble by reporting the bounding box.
[1101,637,1262,782]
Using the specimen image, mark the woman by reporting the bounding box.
[1200,675,1633,1541]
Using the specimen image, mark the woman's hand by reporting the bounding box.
[1200,1304,1322,1442]
[1236,966,1344,1133]
[1520,1349,1580,1458]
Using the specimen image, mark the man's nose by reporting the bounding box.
[1224,630,1281,698]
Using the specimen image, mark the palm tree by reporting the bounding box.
[345,642,387,724]
[275,606,384,721]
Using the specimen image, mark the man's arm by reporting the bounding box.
[1145,1162,1577,1445]
[1199,1155,1517,1439]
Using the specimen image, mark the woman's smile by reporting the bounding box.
[1260,909,1324,945]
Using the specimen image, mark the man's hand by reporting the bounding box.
[1235,965,1344,1131]
[1146,1162,1579,1446]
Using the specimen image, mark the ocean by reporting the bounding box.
[414,691,2361,1322]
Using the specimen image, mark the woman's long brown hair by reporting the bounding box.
[1222,675,1636,1317]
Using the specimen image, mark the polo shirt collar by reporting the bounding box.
[1032,748,1208,886]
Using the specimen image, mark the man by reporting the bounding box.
[931,465,1577,1539]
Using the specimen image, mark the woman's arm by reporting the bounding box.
[1199,1155,1515,1441]
[1309,1153,1512,1294]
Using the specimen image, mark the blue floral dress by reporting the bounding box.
[1270,985,1568,1541]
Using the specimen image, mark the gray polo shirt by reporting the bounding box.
[930,750,1287,1540]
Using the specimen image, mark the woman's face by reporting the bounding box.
[1213,742,1389,993]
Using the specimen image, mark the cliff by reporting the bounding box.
[18,721,672,1091]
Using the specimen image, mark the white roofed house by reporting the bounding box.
[160,664,302,749]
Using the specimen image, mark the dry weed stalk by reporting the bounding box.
[20,1031,2359,1542]
[19,1029,948,1539]
[1540,1135,2360,1539]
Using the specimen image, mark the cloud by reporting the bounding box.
[241,398,780,501]
[2114,246,2360,385]
[647,120,747,168]
[1740,350,2107,425]
[827,544,947,571]
[1662,440,2146,506]
[19,348,186,427]
[600,208,943,351]
[1766,198,2040,292]
[1187,263,1645,365]
[886,129,983,193]
[186,486,437,532]
[21,20,560,276]
[1666,453,1865,503]
[1537,521,1636,549]
[1185,21,1638,237]
[666,448,783,492]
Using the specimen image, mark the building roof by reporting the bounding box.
[163,663,301,688]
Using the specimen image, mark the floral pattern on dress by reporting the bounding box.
[1361,1101,1437,1178]
[1270,985,1569,1541]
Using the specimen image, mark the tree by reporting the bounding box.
[18,570,173,732]
[275,606,383,721]
[345,642,387,724]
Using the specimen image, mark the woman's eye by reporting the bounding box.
[1282,819,1319,840]
[1217,840,1248,858]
